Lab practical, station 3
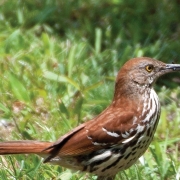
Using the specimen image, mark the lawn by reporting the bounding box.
[0,1,180,179]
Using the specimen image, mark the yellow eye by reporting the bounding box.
[145,65,154,72]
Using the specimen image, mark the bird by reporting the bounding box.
[0,57,180,180]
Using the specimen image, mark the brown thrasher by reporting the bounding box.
[0,57,180,180]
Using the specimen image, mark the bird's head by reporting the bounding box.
[114,57,180,99]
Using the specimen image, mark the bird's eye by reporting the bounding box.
[145,65,154,72]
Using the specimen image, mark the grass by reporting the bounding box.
[0,0,180,179]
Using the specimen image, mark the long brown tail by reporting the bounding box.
[0,141,53,155]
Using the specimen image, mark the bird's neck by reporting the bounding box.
[112,85,160,126]
[113,80,153,105]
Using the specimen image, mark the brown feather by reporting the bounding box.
[0,141,52,155]
[45,98,140,159]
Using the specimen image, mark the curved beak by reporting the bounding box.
[166,64,180,71]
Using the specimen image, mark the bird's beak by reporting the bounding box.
[157,63,180,78]
[166,64,180,71]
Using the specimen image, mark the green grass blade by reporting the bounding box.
[7,73,30,103]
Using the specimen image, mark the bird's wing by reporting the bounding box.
[44,106,138,162]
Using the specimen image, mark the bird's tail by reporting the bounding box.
[0,141,53,155]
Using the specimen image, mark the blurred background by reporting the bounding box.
[0,0,180,179]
